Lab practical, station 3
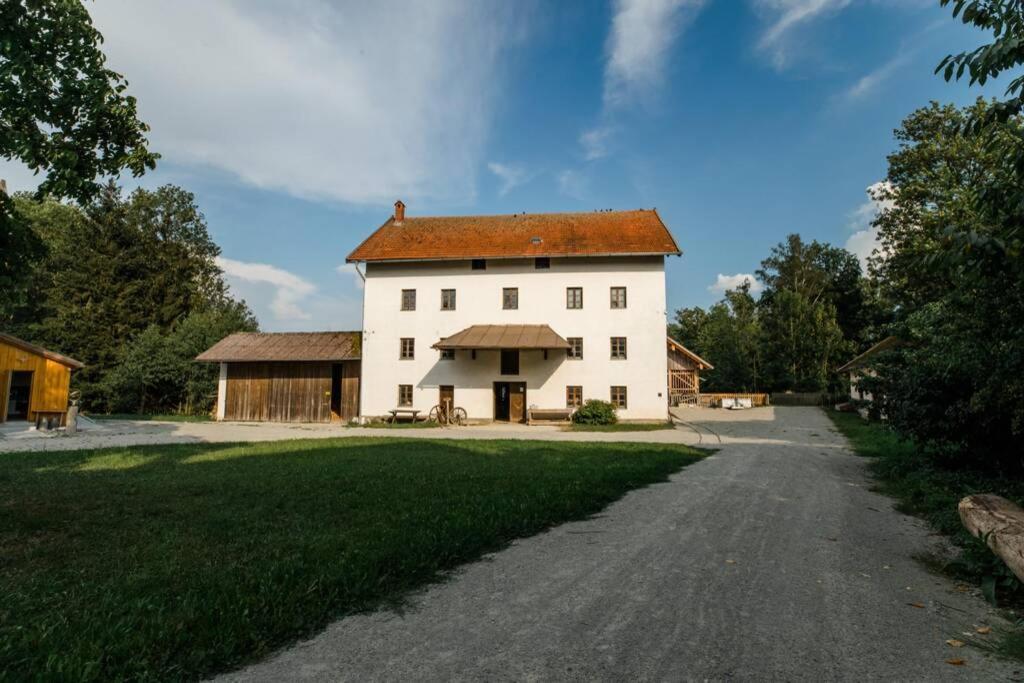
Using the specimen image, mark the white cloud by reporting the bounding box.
[708,273,764,294]
[487,162,532,196]
[556,169,588,200]
[216,256,316,321]
[753,0,851,69]
[579,126,614,161]
[604,0,705,107]
[85,1,528,206]
[844,181,895,272]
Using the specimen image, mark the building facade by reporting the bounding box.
[348,203,681,422]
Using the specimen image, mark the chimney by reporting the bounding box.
[394,199,405,223]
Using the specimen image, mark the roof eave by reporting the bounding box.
[348,251,679,264]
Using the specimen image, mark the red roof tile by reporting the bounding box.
[346,209,681,262]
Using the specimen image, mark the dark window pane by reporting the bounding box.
[441,289,456,311]
[440,349,455,360]
[400,338,415,359]
[610,386,627,408]
[611,337,627,359]
[535,257,550,269]
[500,349,519,375]
[503,287,518,310]
[471,259,486,270]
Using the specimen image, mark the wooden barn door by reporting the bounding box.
[339,360,360,420]
[226,362,332,422]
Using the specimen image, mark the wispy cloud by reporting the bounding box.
[840,53,910,101]
[844,181,895,271]
[708,273,764,295]
[604,0,705,107]
[335,263,365,290]
[557,169,588,200]
[579,126,615,161]
[487,161,533,196]
[577,0,704,161]
[216,257,316,321]
[753,0,851,70]
[86,1,528,206]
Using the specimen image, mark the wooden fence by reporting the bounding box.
[695,393,771,408]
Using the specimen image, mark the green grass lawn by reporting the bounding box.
[0,437,702,681]
[88,412,212,422]
[827,411,1024,659]
[567,422,677,432]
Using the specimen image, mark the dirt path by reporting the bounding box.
[219,407,1015,681]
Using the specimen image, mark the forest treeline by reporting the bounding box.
[4,185,257,415]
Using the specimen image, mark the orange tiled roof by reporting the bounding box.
[346,209,681,262]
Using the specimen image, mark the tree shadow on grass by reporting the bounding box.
[1,437,704,682]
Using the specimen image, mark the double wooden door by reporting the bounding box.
[494,382,526,423]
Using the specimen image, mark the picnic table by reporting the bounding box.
[387,408,421,424]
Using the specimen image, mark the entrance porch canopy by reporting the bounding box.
[432,324,570,350]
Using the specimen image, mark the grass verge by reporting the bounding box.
[567,422,676,432]
[347,419,439,429]
[0,436,701,680]
[827,411,1024,661]
[88,413,212,422]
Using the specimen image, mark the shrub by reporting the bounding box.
[572,399,618,425]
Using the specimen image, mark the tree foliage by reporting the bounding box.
[865,100,1024,471]
[0,0,158,202]
[0,0,157,323]
[10,185,257,413]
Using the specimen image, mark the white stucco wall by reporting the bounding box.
[359,256,670,420]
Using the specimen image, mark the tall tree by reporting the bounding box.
[671,283,762,392]
[756,234,857,392]
[867,101,1024,471]
[0,0,157,320]
[12,185,254,409]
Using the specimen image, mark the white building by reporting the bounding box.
[347,202,681,422]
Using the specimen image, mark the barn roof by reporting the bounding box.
[836,336,902,373]
[0,332,84,369]
[196,332,361,363]
[433,325,570,350]
[347,208,681,262]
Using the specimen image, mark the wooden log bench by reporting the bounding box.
[959,494,1024,583]
[527,408,574,425]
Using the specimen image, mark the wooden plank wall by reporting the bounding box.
[339,360,360,420]
[225,362,333,422]
[0,340,73,422]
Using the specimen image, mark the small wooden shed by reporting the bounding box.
[0,332,84,424]
[196,332,361,423]
[667,336,713,402]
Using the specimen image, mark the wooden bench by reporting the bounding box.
[527,408,574,425]
[387,408,421,424]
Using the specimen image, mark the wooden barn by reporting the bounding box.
[196,332,361,423]
[1,332,83,425]
[667,336,713,403]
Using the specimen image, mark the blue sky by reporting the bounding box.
[2,0,1006,331]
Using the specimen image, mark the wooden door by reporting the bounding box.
[509,382,526,423]
[439,385,454,422]
[340,361,360,420]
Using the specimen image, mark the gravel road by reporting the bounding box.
[220,407,1017,681]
